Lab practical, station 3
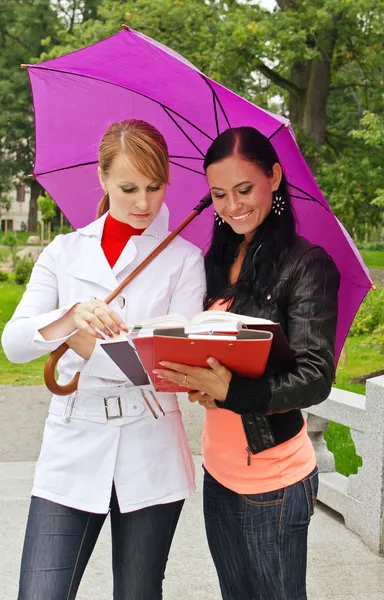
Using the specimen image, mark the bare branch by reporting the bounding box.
[255,62,303,97]
[275,0,293,10]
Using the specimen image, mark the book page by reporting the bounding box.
[191,310,274,326]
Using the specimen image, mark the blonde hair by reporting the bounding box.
[96,119,169,218]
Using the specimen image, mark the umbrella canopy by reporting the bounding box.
[25,27,373,362]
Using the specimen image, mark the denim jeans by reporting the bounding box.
[203,467,319,600]
[18,486,184,600]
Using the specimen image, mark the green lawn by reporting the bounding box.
[361,249,384,269]
[0,281,46,385]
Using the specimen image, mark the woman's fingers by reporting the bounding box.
[93,307,119,335]
[77,319,102,338]
[95,303,128,333]
[73,300,129,337]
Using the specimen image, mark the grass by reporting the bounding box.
[0,278,383,475]
[0,247,10,263]
[0,231,39,245]
[0,281,46,385]
[361,249,384,269]
[323,334,384,476]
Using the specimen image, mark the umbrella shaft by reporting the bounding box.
[104,209,198,305]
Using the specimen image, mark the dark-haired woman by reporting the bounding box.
[155,126,340,600]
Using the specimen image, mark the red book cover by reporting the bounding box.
[133,333,273,392]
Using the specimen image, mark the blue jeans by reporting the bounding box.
[18,486,184,600]
[203,467,319,600]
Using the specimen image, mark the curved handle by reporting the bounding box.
[43,193,212,396]
[44,343,80,395]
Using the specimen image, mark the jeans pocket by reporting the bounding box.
[240,487,285,507]
[302,467,319,519]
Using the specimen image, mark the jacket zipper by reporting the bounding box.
[246,446,252,466]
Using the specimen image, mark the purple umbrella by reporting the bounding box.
[24,27,373,363]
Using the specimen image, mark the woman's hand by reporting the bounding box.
[66,330,97,360]
[188,391,217,410]
[71,299,129,339]
[155,357,232,402]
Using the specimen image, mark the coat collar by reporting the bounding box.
[77,203,170,243]
[67,204,170,292]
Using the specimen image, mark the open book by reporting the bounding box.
[100,311,295,392]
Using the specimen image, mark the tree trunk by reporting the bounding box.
[28,179,41,232]
[302,57,332,148]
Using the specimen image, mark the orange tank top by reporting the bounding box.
[202,301,316,494]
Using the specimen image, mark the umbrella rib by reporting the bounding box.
[169,155,204,160]
[161,105,215,142]
[34,158,205,178]
[162,106,206,157]
[213,95,219,136]
[169,160,205,176]
[35,160,98,177]
[288,184,331,212]
[26,65,213,143]
[268,123,285,140]
[201,76,231,129]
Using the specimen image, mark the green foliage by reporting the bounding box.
[14,258,34,285]
[0,0,61,189]
[0,270,9,282]
[349,289,384,336]
[2,232,19,266]
[2,232,18,248]
[362,324,384,353]
[37,192,57,221]
[358,243,384,252]
[325,423,362,477]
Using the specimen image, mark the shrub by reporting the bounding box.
[350,288,384,336]
[362,324,384,353]
[14,258,34,285]
[0,270,9,282]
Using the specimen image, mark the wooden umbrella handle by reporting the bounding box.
[44,194,212,395]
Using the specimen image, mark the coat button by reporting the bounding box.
[266,294,271,300]
[118,296,125,309]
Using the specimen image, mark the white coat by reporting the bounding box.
[1,204,206,513]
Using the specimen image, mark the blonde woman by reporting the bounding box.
[2,119,206,600]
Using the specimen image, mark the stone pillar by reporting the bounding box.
[304,412,335,472]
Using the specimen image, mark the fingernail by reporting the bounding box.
[207,357,214,365]
[108,332,114,338]
[159,362,166,366]
[114,328,120,334]
[97,334,104,340]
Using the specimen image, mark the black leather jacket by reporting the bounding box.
[217,236,341,457]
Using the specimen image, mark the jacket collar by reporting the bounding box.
[67,204,170,292]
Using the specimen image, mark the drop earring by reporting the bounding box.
[214,211,225,225]
[272,192,285,216]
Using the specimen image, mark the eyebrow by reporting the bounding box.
[211,181,252,191]
[118,181,160,186]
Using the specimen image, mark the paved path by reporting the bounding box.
[1,386,384,599]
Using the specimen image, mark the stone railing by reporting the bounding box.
[304,374,384,554]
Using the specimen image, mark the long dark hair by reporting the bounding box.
[204,126,296,312]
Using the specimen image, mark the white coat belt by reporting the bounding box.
[48,385,179,425]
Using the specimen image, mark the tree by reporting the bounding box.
[3,0,383,235]
[0,0,60,230]
[0,0,104,231]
